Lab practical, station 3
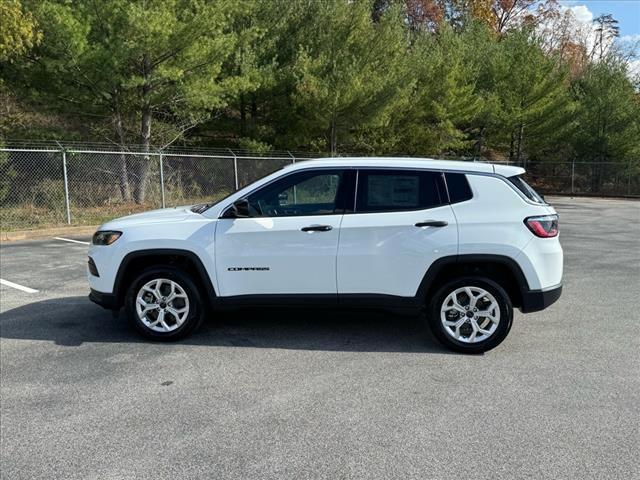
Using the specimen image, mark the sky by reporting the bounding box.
[560,1,640,40]
[559,1,640,76]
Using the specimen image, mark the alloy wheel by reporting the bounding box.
[440,286,500,343]
[135,278,190,333]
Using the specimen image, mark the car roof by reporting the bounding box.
[285,157,525,177]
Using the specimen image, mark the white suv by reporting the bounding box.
[88,158,562,353]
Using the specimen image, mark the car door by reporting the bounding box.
[337,169,458,298]
[215,168,351,297]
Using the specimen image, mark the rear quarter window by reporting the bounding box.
[507,175,546,204]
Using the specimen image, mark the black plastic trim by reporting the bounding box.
[220,294,338,307]
[87,257,99,277]
[89,289,119,310]
[301,225,333,232]
[520,284,562,313]
[416,254,533,306]
[112,249,217,307]
[218,293,422,313]
[338,294,422,311]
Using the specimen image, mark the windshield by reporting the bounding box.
[507,175,546,204]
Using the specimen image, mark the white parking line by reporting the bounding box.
[0,279,39,294]
[54,237,90,245]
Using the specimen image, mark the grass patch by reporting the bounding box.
[0,195,220,231]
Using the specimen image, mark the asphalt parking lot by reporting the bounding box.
[1,196,638,480]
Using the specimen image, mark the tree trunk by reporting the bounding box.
[240,93,246,137]
[591,162,600,193]
[113,106,132,202]
[473,126,485,160]
[134,107,151,204]
[509,130,515,163]
[134,55,152,204]
[330,114,337,157]
[592,117,607,193]
[516,123,525,167]
[251,93,257,134]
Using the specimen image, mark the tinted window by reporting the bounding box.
[355,170,444,213]
[246,169,345,217]
[445,173,473,203]
[507,175,546,204]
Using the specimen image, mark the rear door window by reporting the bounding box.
[355,170,445,213]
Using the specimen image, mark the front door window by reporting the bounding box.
[246,170,345,217]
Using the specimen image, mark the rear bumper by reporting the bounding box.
[89,289,120,310]
[520,284,562,313]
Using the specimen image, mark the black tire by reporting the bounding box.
[125,266,205,341]
[426,276,513,353]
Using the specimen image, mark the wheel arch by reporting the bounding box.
[417,254,530,308]
[113,249,217,307]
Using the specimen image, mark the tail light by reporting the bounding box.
[525,214,558,238]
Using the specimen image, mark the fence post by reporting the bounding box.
[159,152,166,208]
[571,158,575,194]
[288,151,295,164]
[61,148,72,224]
[229,148,238,190]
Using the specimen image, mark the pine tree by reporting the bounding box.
[572,58,640,191]
[284,0,410,155]
[476,29,573,165]
[392,23,483,155]
[6,0,258,202]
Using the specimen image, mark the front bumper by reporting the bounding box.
[89,289,120,310]
[520,284,562,313]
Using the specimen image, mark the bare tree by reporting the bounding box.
[591,14,620,61]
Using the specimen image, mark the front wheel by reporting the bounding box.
[125,266,204,341]
[426,277,513,353]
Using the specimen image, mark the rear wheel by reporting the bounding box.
[125,266,204,340]
[427,276,513,353]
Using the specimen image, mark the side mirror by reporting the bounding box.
[225,198,250,218]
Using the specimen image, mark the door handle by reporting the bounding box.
[415,220,448,227]
[301,225,333,232]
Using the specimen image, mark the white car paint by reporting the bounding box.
[337,205,458,296]
[215,214,343,296]
[89,210,214,294]
[451,175,561,290]
[88,157,562,304]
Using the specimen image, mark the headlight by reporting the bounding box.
[92,230,122,245]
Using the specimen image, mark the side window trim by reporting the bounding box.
[353,170,360,213]
[440,171,452,203]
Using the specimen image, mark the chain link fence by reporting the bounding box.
[1,144,638,231]
[0,145,312,231]
[522,160,639,197]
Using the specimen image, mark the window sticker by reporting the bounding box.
[368,175,419,207]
